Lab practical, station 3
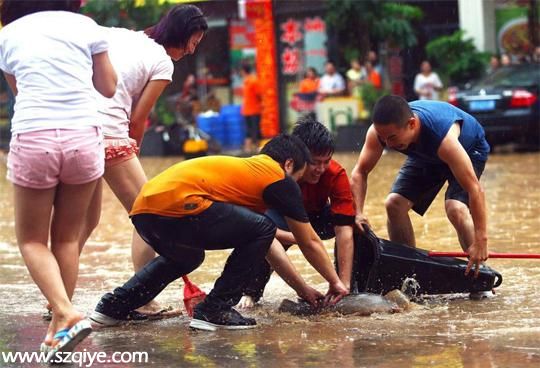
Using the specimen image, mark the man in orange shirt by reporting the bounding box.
[240,64,262,153]
[365,61,382,90]
[90,134,348,331]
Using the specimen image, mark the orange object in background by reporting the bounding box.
[241,74,262,116]
[247,0,280,138]
[299,78,319,94]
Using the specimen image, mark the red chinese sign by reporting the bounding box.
[246,0,280,138]
[281,47,301,75]
[279,17,327,76]
[304,17,326,33]
[280,19,303,45]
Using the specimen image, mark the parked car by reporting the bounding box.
[448,64,540,149]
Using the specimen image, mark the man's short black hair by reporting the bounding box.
[372,95,413,127]
[292,116,335,157]
[260,134,312,173]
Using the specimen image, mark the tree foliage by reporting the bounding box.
[372,3,423,49]
[426,30,490,85]
[82,0,172,29]
[325,0,423,63]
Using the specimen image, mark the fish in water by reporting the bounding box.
[278,290,411,316]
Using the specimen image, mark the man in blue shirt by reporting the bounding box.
[350,95,490,281]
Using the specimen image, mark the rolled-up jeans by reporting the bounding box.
[95,202,277,318]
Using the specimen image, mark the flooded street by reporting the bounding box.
[0,151,539,367]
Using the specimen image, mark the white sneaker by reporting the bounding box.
[469,290,495,300]
[89,311,124,327]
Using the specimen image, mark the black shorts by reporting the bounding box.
[390,157,486,216]
[244,114,261,141]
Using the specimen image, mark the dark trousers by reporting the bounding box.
[96,202,276,318]
[243,206,337,301]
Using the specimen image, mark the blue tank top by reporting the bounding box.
[400,100,490,164]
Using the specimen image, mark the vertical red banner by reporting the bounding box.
[246,0,280,138]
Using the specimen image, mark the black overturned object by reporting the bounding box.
[347,227,503,296]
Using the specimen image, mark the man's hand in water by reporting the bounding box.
[298,285,325,307]
[324,280,349,306]
[355,213,370,234]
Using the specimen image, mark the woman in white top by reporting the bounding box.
[413,60,443,100]
[0,0,117,356]
[80,5,207,318]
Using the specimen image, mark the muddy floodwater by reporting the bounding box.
[1,151,539,367]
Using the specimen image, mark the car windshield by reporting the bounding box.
[476,65,540,88]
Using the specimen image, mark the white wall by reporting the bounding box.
[458,0,496,52]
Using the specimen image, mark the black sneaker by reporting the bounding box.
[189,305,257,331]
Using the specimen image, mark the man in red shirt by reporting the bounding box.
[238,117,357,308]
[240,64,262,153]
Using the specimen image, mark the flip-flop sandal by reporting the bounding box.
[40,342,52,353]
[40,331,54,354]
[51,319,92,357]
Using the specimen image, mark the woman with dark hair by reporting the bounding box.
[79,4,208,320]
[0,0,117,359]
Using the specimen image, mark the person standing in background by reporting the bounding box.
[240,64,262,153]
[346,59,366,99]
[414,60,443,100]
[299,67,320,94]
[486,55,500,75]
[318,61,346,99]
[500,53,512,66]
[532,46,540,63]
[291,67,319,117]
[367,50,382,75]
[364,61,382,90]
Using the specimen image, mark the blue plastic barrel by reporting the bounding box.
[220,105,245,150]
[197,112,227,147]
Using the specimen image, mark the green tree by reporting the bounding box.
[82,0,171,29]
[325,0,423,64]
[426,30,490,86]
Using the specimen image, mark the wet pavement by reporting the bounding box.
[0,151,539,367]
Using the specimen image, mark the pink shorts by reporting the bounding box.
[7,127,104,189]
[104,137,139,168]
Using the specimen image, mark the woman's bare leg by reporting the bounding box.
[79,179,102,255]
[14,184,86,344]
[103,157,156,268]
[51,180,98,301]
[104,157,170,314]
